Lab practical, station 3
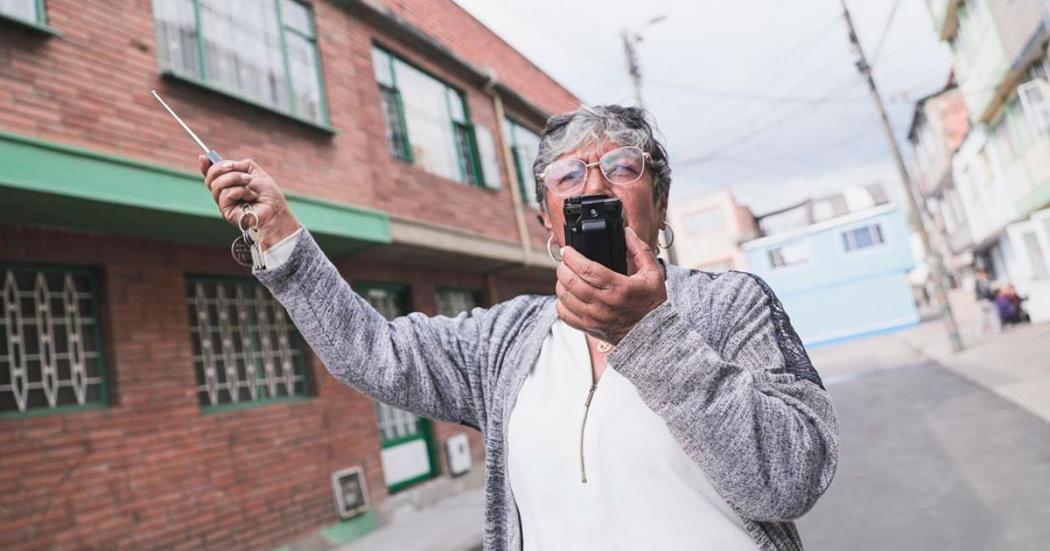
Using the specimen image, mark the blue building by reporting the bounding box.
[741,203,919,347]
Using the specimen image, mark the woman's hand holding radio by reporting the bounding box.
[199,156,301,249]
[555,227,667,345]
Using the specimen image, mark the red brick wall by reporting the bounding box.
[0,225,553,550]
[0,0,573,248]
[1,2,570,547]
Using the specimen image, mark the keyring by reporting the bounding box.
[238,205,259,232]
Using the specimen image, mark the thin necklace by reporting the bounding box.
[596,340,614,353]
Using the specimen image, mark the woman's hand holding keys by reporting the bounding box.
[199,157,301,250]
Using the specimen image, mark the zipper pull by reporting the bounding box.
[581,383,598,483]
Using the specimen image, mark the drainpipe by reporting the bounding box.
[484,71,534,268]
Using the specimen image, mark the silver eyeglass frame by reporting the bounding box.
[539,145,652,197]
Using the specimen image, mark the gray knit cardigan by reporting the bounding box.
[255,229,838,550]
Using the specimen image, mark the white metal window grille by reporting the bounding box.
[1,268,106,414]
[153,0,326,125]
[360,285,425,442]
[0,0,40,24]
[186,278,306,407]
[436,289,478,317]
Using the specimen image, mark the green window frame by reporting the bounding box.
[371,45,486,187]
[185,275,311,412]
[356,282,439,492]
[504,118,543,209]
[1,264,109,419]
[0,0,58,34]
[152,0,330,128]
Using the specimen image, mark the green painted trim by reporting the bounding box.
[0,131,389,255]
[0,10,60,36]
[320,511,378,545]
[201,396,311,415]
[0,402,106,421]
[191,0,206,80]
[160,70,335,134]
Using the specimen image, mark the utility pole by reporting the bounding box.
[839,0,964,352]
[621,29,646,109]
[621,15,666,110]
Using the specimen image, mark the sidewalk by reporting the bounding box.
[896,318,1050,423]
[340,487,484,551]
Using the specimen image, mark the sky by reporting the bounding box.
[453,0,954,215]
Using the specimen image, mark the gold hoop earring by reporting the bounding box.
[658,223,675,249]
[547,235,563,262]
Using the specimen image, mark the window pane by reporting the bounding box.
[186,278,306,408]
[279,0,313,37]
[508,120,541,207]
[436,289,478,317]
[454,124,478,184]
[769,242,810,268]
[372,47,394,87]
[395,61,460,180]
[853,227,874,248]
[0,0,38,23]
[285,31,323,123]
[1022,231,1049,279]
[447,88,466,122]
[474,124,502,189]
[153,0,200,77]
[379,87,410,160]
[1,268,107,414]
[198,0,289,113]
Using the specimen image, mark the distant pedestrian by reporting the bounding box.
[996,284,1030,327]
[974,268,1001,335]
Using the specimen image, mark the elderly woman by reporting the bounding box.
[201,105,838,550]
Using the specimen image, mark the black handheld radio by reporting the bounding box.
[563,194,628,275]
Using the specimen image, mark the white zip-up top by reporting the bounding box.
[508,319,759,550]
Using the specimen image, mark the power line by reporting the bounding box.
[871,0,902,65]
[677,76,866,166]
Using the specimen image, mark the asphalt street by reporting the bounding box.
[797,356,1050,551]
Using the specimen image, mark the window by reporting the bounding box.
[372,46,485,186]
[186,277,308,408]
[841,223,886,253]
[2,266,108,416]
[436,288,480,317]
[153,0,327,126]
[686,208,724,235]
[1021,231,1049,280]
[768,242,811,269]
[505,118,542,208]
[0,0,45,26]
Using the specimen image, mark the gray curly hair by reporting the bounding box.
[532,105,672,210]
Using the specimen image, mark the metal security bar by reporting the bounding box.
[436,288,479,317]
[186,278,306,408]
[1,267,106,415]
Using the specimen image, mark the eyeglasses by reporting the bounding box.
[540,146,651,197]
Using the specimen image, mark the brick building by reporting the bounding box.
[0,1,578,549]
